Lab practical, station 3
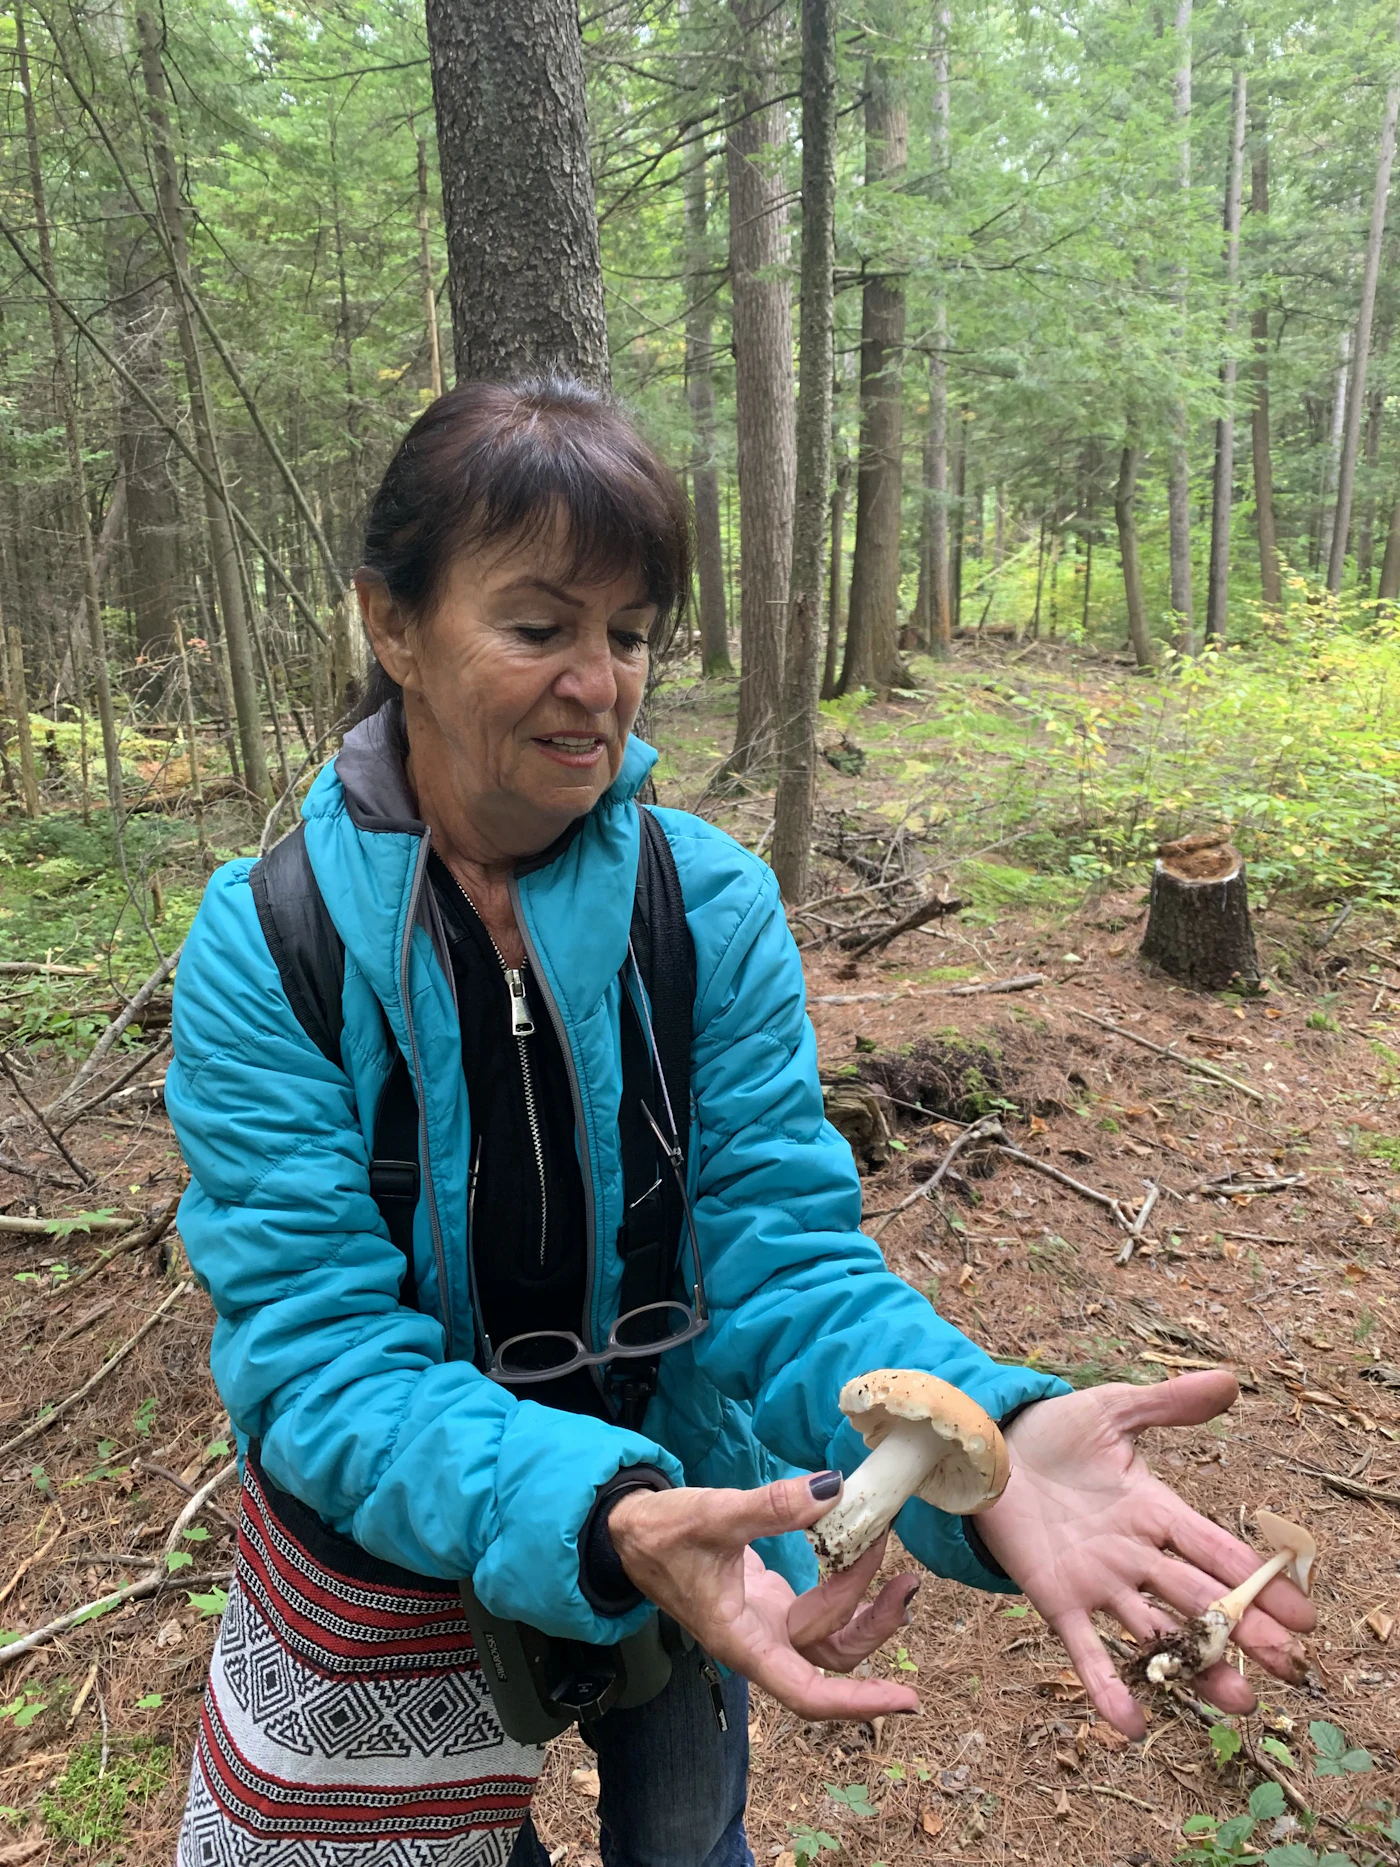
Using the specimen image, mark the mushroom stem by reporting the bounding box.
[810,1420,935,1571]
[1210,1548,1295,1629]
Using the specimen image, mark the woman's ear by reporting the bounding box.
[355,574,416,687]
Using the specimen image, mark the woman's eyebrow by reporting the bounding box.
[498,577,585,607]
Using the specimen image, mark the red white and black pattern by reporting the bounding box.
[177,1454,543,1866]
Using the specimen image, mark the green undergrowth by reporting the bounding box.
[806,604,1400,915]
[39,1736,171,1851]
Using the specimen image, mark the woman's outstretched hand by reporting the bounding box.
[974,1370,1317,1737]
[607,1476,921,1721]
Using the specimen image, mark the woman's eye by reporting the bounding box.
[612,630,649,655]
[514,625,558,646]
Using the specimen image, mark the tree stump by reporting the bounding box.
[1139,829,1260,992]
[821,1080,891,1171]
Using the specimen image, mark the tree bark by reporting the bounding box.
[426,0,608,385]
[136,10,269,803]
[1140,833,1259,992]
[1114,442,1154,669]
[839,51,908,694]
[1316,332,1352,570]
[950,407,967,630]
[684,146,730,675]
[3,611,40,820]
[1378,496,1400,604]
[1358,387,1385,591]
[16,0,124,826]
[1327,47,1400,592]
[821,453,850,700]
[1167,0,1195,651]
[726,0,796,764]
[772,0,836,905]
[1204,67,1247,646]
[416,132,445,399]
[916,9,951,657]
[1249,127,1282,608]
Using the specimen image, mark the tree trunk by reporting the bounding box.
[821,453,850,700]
[425,0,608,385]
[917,10,952,657]
[1249,129,1282,609]
[16,0,124,826]
[839,52,908,694]
[136,10,270,803]
[950,409,967,630]
[1378,496,1400,604]
[1328,61,1400,591]
[1081,530,1094,633]
[684,146,730,675]
[1358,387,1385,591]
[1204,67,1247,646]
[1140,832,1259,992]
[416,132,445,399]
[772,0,836,905]
[1317,332,1352,569]
[726,0,796,765]
[3,611,40,820]
[1167,0,1195,651]
[1114,442,1154,669]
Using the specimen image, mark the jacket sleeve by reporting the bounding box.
[667,818,1071,1592]
[166,861,681,1643]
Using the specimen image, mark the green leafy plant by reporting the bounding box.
[1309,1721,1373,1778]
[188,1586,229,1617]
[0,1692,47,1730]
[40,1738,171,1850]
[788,1822,840,1867]
[131,1395,158,1439]
[825,1781,877,1817]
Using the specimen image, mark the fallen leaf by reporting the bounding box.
[1366,1607,1394,1644]
[960,1808,988,1844]
[0,1841,49,1865]
[776,1853,797,1867]
[919,1806,943,1838]
[1107,942,1128,958]
[1091,1722,1128,1750]
[1029,1116,1047,1136]
[155,1615,184,1649]
[1053,1749,1078,1770]
[957,1264,975,1291]
[571,1767,600,1800]
[1052,1787,1071,1820]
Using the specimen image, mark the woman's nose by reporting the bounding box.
[553,642,618,714]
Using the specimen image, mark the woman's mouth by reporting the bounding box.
[533,733,608,769]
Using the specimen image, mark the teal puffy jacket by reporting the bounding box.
[167,708,1069,1648]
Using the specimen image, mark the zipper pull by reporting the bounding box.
[699,1657,728,1732]
[504,968,535,1039]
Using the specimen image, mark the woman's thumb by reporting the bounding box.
[716,1471,846,1545]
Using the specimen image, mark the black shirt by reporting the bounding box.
[428,853,606,1418]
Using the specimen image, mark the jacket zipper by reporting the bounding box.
[507,874,602,1378]
[449,873,549,1270]
[399,834,457,1360]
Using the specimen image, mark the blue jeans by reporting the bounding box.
[510,1654,753,1867]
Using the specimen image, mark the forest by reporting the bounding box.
[0,0,1399,1859]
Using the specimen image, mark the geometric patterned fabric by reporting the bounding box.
[176,1454,544,1865]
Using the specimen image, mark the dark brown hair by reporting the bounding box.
[354,376,691,717]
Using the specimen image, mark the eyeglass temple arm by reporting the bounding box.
[641,1097,708,1323]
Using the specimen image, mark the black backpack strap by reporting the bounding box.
[250,823,420,1308]
[250,824,344,1070]
[610,807,696,1427]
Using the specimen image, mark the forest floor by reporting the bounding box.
[0,633,1398,1865]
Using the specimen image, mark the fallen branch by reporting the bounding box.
[867,1118,1006,1241]
[46,946,182,1115]
[1116,1183,1160,1265]
[0,1567,231,1666]
[55,1035,172,1136]
[945,972,1046,997]
[0,1510,63,1607]
[136,1459,239,1535]
[840,892,965,960]
[0,1280,191,1461]
[994,1143,1131,1228]
[0,1051,93,1185]
[1067,1007,1266,1103]
[55,1195,180,1301]
[1194,1174,1305,1198]
[1289,1462,1400,1509]
[162,1460,239,1556]
[49,1297,115,1348]
[0,962,94,978]
[0,1212,131,1236]
[811,992,898,1006]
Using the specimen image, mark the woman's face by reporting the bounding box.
[356,526,656,862]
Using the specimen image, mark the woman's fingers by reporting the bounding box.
[1191,1659,1260,1716]
[738,1635,920,1722]
[1098,1369,1242,1438]
[802,1576,920,1673]
[1144,1553,1309,1684]
[1053,1609,1147,1738]
[1162,1494,1318,1634]
[786,1538,889,1648]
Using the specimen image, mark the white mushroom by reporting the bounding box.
[1142,1510,1316,1686]
[809,1370,1010,1572]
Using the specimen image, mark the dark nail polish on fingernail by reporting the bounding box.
[809,1470,842,1501]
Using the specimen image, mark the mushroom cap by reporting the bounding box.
[1255,1508,1317,1595]
[838,1369,1010,1515]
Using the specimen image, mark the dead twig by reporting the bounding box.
[0,961,94,978]
[0,1279,191,1460]
[1288,1461,1400,1509]
[867,1118,1006,1240]
[0,1212,131,1235]
[945,972,1046,997]
[840,891,965,960]
[54,1034,171,1136]
[0,1050,93,1185]
[162,1460,239,1556]
[0,1509,63,1606]
[994,1142,1131,1228]
[48,1296,116,1348]
[45,944,182,1116]
[1067,1006,1266,1103]
[1116,1182,1160,1264]
[54,1193,180,1301]
[136,1458,239,1535]
[0,1566,231,1666]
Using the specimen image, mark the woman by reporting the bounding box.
[168,378,1312,1867]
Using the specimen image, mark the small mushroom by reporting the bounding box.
[809,1370,1010,1572]
[1133,1510,1316,1687]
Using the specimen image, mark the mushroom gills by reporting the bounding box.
[808,1419,945,1571]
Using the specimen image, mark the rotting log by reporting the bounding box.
[1139,829,1260,992]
